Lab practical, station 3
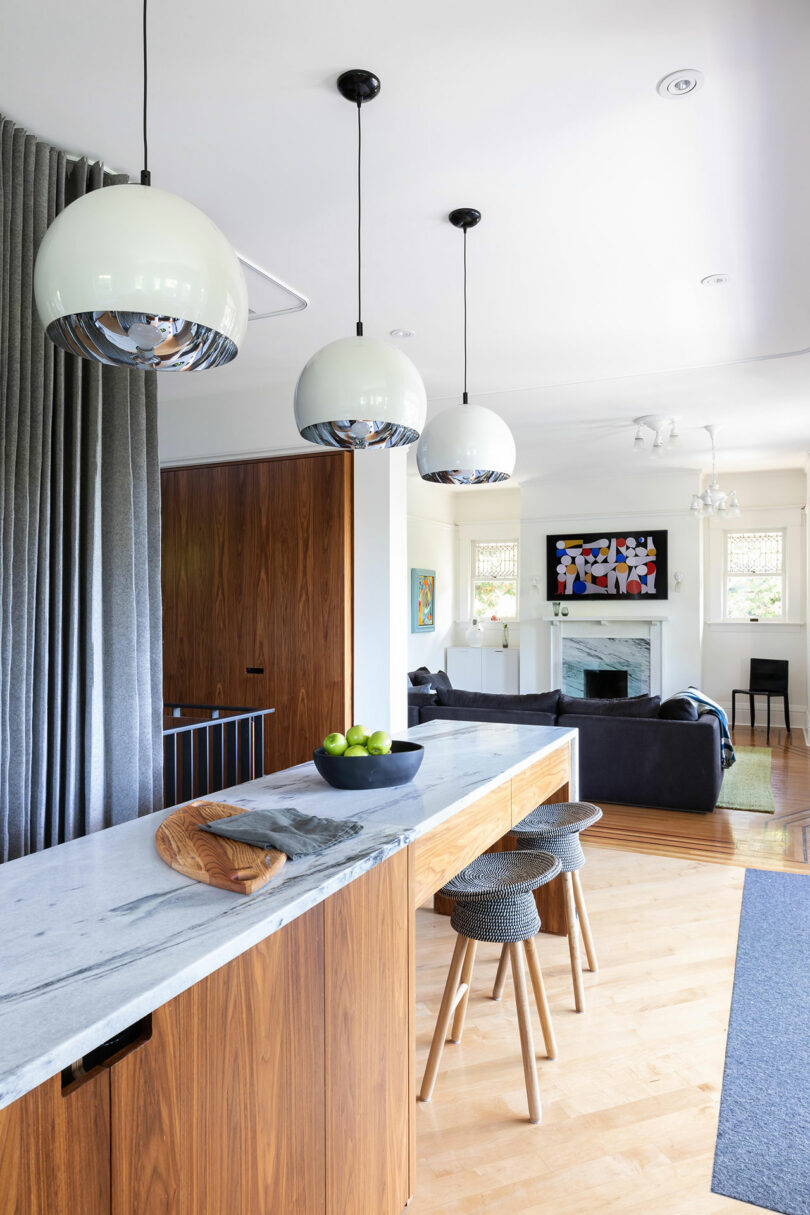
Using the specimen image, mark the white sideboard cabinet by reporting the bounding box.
[446,646,520,694]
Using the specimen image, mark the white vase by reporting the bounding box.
[465,619,484,647]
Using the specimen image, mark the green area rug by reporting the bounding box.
[717,747,776,814]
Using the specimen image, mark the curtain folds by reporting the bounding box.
[0,114,162,861]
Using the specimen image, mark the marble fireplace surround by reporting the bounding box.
[547,617,666,698]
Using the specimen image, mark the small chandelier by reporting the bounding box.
[690,425,741,517]
[632,414,679,458]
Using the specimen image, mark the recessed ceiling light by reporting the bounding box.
[701,273,729,286]
[390,328,415,338]
[657,69,704,98]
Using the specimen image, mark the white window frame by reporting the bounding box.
[723,528,786,622]
[469,538,520,623]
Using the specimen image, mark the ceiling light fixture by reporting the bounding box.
[417,209,516,485]
[690,425,741,517]
[390,329,415,338]
[632,414,678,455]
[34,0,247,370]
[657,69,704,98]
[701,273,729,287]
[294,70,426,450]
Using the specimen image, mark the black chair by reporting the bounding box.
[731,659,790,742]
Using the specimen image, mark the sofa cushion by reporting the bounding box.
[558,693,661,718]
[409,668,452,694]
[408,688,438,709]
[436,687,561,715]
[659,695,699,721]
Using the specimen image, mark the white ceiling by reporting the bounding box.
[5,0,810,480]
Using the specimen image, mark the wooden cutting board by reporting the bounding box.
[155,800,287,895]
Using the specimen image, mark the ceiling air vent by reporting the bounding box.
[237,254,309,321]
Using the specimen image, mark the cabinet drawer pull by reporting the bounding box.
[61,1014,152,1094]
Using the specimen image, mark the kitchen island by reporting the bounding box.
[0,719,576,1214]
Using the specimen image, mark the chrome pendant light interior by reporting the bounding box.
[33,0,247,371]
[294,70,427,449]
[416,208,516,484]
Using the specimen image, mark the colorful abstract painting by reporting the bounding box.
[545,532,668,600]
[411,568,436,632]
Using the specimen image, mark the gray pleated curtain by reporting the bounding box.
[0,114,163,861]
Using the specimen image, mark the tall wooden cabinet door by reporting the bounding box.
[0,1071,110,1215]
[324,850,411,1215]
[110,905,326,1215]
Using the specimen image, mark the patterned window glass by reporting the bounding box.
[725,532,784,620]
[472,541,519,620]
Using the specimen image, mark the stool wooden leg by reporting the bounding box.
[509,941,542,1124]
[492,944,509,1000]
[572,870,598,973]
[562,871,585,1013]
[450,938,478,1044]
[419,933,468,1102]
[523,937,557,1060]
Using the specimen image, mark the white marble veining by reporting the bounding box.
[0,720,575,1112]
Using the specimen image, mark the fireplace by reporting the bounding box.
[585,669,628,699]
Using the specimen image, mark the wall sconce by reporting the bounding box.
[673,570,685,592]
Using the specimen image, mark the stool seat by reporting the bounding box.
[511,800,603,839]
[440,851,561,901]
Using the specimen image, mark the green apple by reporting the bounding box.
[323,732,347,756]
[344,745,369,757]
[367,730,392,756]
[345,724,370,748]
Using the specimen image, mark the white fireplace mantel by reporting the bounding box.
[545,616,667,697]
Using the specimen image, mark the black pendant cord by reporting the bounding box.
[140,0,151,185]
[356,101,363,337]
[462,227,468,404]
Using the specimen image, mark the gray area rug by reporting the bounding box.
[712,868,810,1214]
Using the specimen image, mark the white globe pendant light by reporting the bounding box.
[417,209,515,484]
[294,70,426,449]
[33,0,247,370]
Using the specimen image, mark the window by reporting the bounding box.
[725,531,785,620]
[471,540,519,620]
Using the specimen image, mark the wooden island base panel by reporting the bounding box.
[0,725,573,1215]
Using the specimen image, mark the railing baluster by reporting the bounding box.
[226,720,237,788]
[181,731,192,803]
[164,736,176,808]
[238,718,250,784]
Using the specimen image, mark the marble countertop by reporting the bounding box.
[0,719,576,1112]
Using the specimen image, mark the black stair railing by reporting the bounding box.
[162,704,275,808]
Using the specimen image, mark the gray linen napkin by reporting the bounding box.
[197,807,363,860]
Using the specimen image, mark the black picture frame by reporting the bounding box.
[545,530,669,601]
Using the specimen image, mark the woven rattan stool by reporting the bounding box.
[492,801,602,1014]
[419,850,561,1124]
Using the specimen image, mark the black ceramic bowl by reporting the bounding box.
[312,740,425,790]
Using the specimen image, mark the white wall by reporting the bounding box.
[354,451,408,733]
[701,469,807,725]
[406,481,522,670]
[407,478,457,672]
[518,469,704,698]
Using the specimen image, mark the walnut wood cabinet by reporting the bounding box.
[161,452,353,777]
[0,851,411,1215]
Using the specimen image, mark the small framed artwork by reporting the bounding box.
[411,568,436,633]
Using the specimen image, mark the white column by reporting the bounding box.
[353,448,409,734]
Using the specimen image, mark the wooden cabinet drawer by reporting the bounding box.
[511,745,571,827]
[414,783,512,905]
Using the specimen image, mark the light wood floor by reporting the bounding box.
[411,729,807,1213]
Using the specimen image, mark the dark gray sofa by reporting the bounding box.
[409,673,723,813]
